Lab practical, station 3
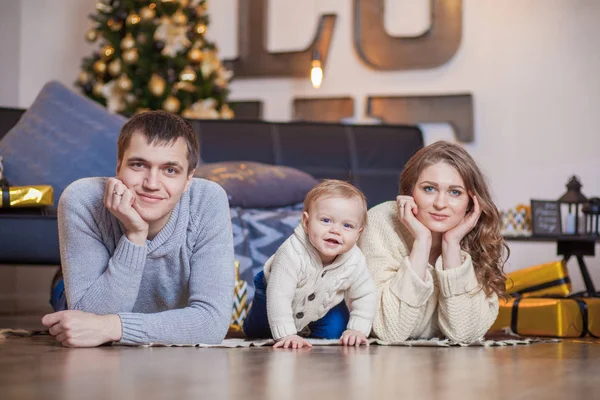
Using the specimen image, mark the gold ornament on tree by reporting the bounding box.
[149,74,166,96]
[96,1,112,13]
[85,29,98,42]
[92,82,104,97]
[102,45,115,60]
[194,23,207,35]
[117,74,133,91]
[78,71,91,85]
[121,34,136,50]
[187,48,203,63]
[195,3,207,17]
[107,19,123,31]
[126,13,141,25]
[174,81,196,92]
[179,66,197,82]
[172,10,187,26]
[122,49,139,64]
[178,0,190,7]
[108,59,122,76]
[163,96,181,113]
[139,6,156,21]
[93,60,107,74]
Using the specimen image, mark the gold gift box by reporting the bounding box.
[0,185,54,208]
[506,260,571,298]
[490,297,600,338]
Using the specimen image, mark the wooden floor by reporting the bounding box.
[1,316,600,400]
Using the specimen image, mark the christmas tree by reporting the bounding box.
[76,0,234,119]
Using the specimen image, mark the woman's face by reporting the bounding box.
[411,162,471,233]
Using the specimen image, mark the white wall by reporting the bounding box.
[0,1,21,107]
[2,0,600,294]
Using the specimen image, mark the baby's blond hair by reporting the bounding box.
[303,180,368,227]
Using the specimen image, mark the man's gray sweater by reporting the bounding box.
[58,177,235,345]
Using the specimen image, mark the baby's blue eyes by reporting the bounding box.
[320,219,355,229]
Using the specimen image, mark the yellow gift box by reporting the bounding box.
[0,184,54,208]
[506,260,571,298]
[490,297,600,338]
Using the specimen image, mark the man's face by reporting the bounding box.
[117,132,193,232]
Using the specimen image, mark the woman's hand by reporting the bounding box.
[396,195,431,242]
[443,194,482,246]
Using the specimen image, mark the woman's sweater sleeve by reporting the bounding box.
[358,203,434,342]
[434,253,499,343]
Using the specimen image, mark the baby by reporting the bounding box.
[243,179,376,348]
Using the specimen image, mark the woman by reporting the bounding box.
[358,141,508,343]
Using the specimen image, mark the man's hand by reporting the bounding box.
[104,178,149,245]
[340,329,369,346]
[41,310,122,348]
[273,334,313,349]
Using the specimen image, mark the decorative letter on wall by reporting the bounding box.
[354,0,462,70]
[367,94,474,142]
[293,97,354,123]
[230,101,263,120]
[224,0,337,78]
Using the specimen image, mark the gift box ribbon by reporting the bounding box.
[1,179,9,208]
[510,277,571,297]
[511,297,598,338]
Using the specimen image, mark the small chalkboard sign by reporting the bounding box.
[531,200,561,236]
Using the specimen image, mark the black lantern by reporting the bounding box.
[583,197,600,236]
[558,176,588,235]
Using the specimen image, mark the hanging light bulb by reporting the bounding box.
[310,50,323,89]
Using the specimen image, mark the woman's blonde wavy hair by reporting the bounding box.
[399,141,509,299]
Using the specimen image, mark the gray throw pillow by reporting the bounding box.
[0,81,126,199]
[195,161,318,208]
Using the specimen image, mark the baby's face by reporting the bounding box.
[302,195,364,265]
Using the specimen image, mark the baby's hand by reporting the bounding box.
[273,334,313,349]
[340,329,369,346]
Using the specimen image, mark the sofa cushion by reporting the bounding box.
[0,81,126,200]
[195,161,318,208]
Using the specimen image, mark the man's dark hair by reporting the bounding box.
[117,110,200,173]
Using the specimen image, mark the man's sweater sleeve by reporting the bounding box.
[59,179,148,314]
[265,245,301,340]
[118,184,235,345]
[358,203,434,342]
[434,253,499,343]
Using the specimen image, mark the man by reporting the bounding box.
[42,111,234,347]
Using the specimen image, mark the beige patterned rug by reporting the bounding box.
[0,328,558,347]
